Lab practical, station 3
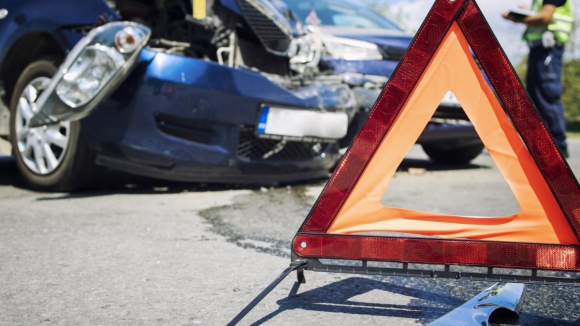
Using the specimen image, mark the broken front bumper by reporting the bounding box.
[79,49,350,183]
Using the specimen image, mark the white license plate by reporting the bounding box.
[257,106,348,140]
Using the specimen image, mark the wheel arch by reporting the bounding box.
[9,59,101,191]
[1,32,66,105]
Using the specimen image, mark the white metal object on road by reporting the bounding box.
[427,282,525,326]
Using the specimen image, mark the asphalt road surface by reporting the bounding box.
[1,140,580,325]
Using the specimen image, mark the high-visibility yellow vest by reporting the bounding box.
[523,0,575,44]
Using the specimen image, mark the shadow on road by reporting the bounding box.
[244,275,580,326]
[0,153,492,199]
[0,155,278,198]
[0,156,28,189]
[248,277,464,325]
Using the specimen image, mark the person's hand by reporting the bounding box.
[502,11,515,21]
[502,11,523,23]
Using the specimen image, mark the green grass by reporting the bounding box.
[567,131,580,138]
[566,124,580,138]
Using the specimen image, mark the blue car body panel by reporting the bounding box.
[0,0,339,183]
[220,0,242,15]
[0,0,117,65]
[82,49,339,182]
[341,33,413,51]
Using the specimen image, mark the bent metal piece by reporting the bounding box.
[28,22,151,128]
[427,282,525,326]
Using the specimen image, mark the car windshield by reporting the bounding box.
[282,0,402,31]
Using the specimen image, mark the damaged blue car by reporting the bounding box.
[0,0,482,192]
[0,0,370,191]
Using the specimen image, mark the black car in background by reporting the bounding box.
[284,0,485,164]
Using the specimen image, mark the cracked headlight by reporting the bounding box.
[56,45,125,107]
[28,22,151,128]
[56,25,149,108]
[323,36,383,61]
[289,30,323,74]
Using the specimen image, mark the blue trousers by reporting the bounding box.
[526,45,567,149]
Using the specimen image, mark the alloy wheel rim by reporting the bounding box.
[14,76,71,175]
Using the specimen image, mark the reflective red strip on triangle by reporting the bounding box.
[301,0,465,234]
[294,235,580,270]
[292,0,580,271]
[458,1,580,237]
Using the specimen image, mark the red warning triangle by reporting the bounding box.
[292,0,580,271]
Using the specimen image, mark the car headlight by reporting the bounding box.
[115,26,147,53]
[55,24,150,108]
[323,36,383,61]
[289,30,323,73]
[290,34,321,63]
[28,22,151,128]
[56,45,124,107]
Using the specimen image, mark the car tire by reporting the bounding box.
[421,141,484,164]
[9,59,99,191]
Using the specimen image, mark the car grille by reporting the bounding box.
[380,46,407,61]
[237,126,330,161]
[154,112,213,144]
[236,0,292,54]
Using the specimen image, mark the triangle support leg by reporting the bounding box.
[297,266,306,284]
[227,260,308,326]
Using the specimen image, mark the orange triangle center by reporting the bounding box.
[326,23,578,245]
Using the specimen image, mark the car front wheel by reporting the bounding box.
[421,141,484,164]
[9,59,98,191]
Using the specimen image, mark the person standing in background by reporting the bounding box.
[503,0,574,158]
